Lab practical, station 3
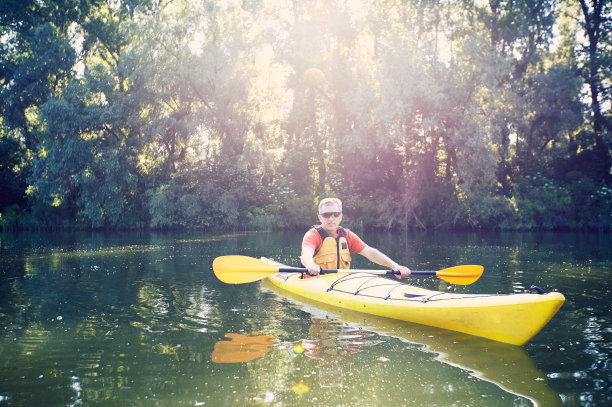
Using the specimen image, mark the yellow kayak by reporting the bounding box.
[261,258,565,346]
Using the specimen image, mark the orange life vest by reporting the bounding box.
[312,226,351,269]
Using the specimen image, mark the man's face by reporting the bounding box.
[318,203,342,232]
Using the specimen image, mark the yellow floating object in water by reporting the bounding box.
[261,258,564,346]
[291,382,310,395]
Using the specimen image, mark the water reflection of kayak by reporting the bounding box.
[260,277,563,407]
[260,258,564,346]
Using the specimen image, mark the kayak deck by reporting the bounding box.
[261,258,565,346]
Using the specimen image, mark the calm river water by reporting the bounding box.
[0,230,610,406]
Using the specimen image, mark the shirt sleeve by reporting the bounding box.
[302,228,322,251]
[345,229,367,253]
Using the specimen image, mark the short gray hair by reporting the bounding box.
[318,198,342,214]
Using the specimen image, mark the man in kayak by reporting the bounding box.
[300,198,411,278]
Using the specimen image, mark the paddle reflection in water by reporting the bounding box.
[211,333,279,363]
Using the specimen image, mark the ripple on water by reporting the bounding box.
[178,286,224,333]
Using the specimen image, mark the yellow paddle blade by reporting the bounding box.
[435,265,484,285]
[213,255,280,284]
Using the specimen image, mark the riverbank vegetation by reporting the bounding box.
[1,0,610,231]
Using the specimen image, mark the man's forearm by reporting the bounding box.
[362,247,400,269]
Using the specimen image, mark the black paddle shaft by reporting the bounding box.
[277,267,404,276]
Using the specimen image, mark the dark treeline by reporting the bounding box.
[1,0,611,231]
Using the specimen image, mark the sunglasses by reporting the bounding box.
[320,212,342,219]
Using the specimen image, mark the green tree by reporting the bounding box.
[2,0,610,231]
[0,126,28,210]
[575,0,611,183]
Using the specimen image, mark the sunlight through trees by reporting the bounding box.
[1,0,610,230]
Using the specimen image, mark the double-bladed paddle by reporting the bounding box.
[212,255,483,285]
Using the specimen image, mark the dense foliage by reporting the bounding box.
[1,0,611,231]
